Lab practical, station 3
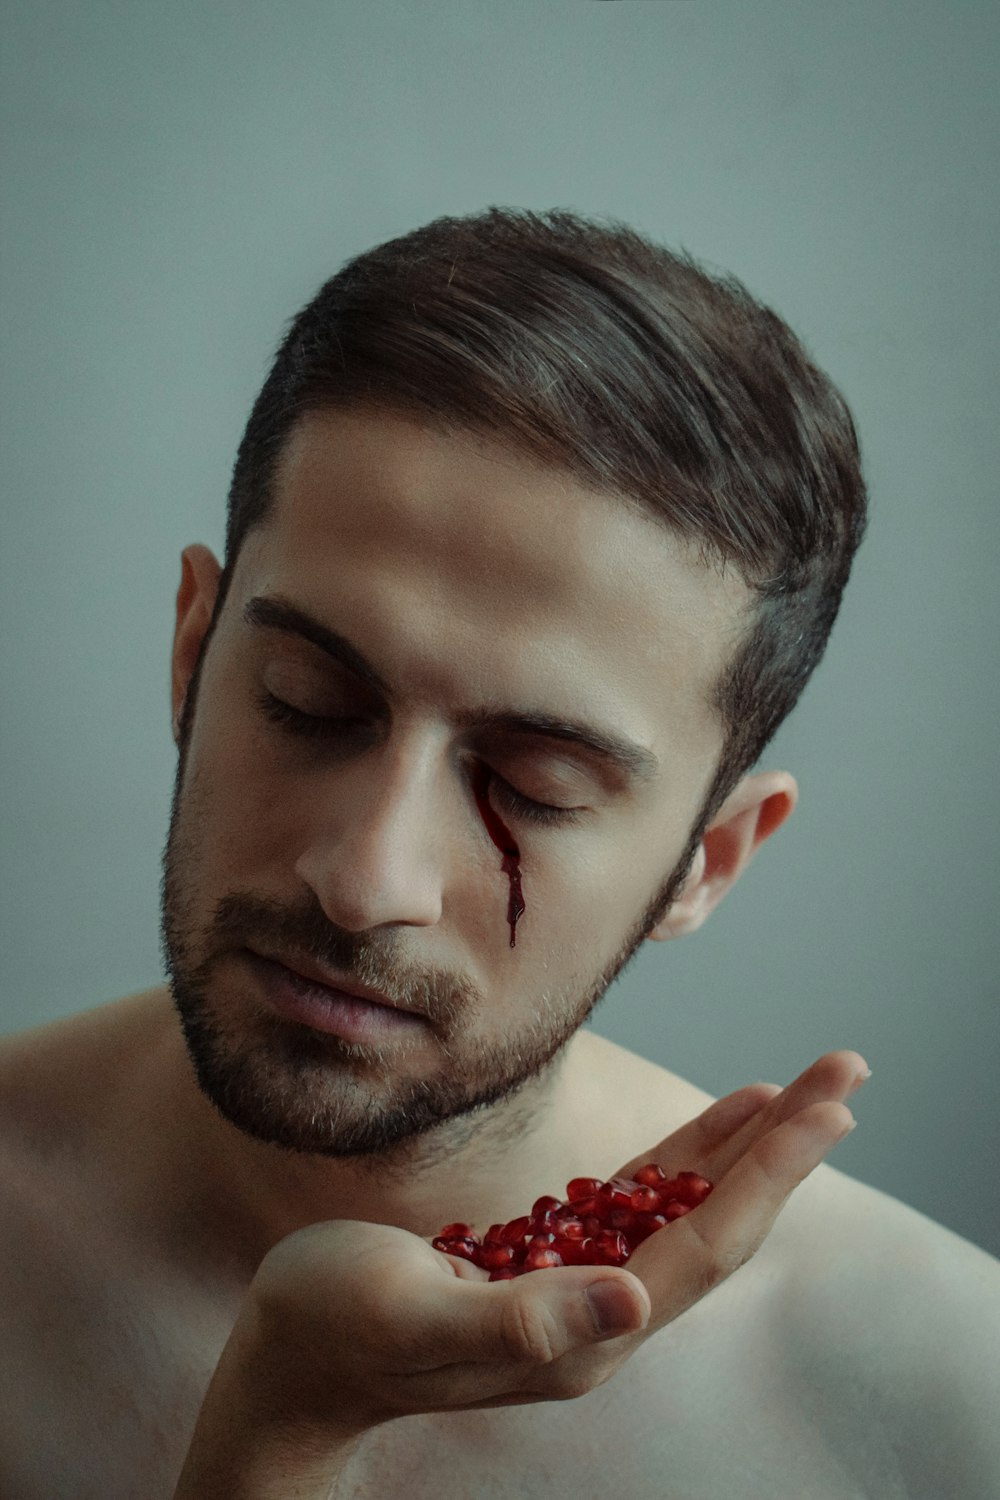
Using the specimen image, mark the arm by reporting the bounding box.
[172,1303,364,1499]
[172,1051,867,1498]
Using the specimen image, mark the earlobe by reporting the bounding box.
[170,544,223,743]
[647,770,797,942]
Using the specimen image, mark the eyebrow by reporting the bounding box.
[243,594,659,785]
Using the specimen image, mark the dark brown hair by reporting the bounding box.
[222,206,867,828]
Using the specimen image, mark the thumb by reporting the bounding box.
[418,1265,651,1372]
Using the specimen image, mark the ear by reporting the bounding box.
[647,770,798,941]
[170,544,223,744]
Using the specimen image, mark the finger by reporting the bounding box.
[392,1272,656,1410]
[419,1262,649,1367]
[617,1081,782,1183]
[631,1099,855,1325]
[703,1050,868,1181]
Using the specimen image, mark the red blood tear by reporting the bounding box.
[471,760,525,947]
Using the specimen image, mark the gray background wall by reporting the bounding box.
[1,1,997,1257]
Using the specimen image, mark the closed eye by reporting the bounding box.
[254,691,584,827]
[485,772,583,828]
[255,689,368,737]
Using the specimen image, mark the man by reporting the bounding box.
[1,207,996,1499]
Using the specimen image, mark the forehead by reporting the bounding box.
[235,408,751,773]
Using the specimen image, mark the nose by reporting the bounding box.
[293,735,451,934]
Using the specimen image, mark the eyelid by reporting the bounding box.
[255,690,366,736]
[484,747,591,813]
[254,691,583,826]
[488,771,584,828]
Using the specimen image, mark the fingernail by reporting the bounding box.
[849,1067,872,1095]
[586,1280,639,1338]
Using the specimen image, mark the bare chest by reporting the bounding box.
[335,1277,889,1500]
[3,1250,889,1500]
[0,1157,235,1500]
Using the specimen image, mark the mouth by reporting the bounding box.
[242,947,429,1044]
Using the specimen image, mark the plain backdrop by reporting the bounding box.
[1,1,997,1258]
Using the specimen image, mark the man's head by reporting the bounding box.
[160,208,866,1162]
[220,206,868,824]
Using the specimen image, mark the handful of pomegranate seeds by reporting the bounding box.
[432,1163,713,1279]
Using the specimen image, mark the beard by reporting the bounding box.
[160,642,700,1164]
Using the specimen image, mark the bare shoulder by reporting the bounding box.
[580,1031,1000,1496]
[569,1027,717,1153]
[0,989,175,1278]
[0,992,163,1135]
[772,1164,1000,1491]
[0,993,217,1500]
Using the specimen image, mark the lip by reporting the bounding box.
[243,946,431,1044]
[250,947,417,1014]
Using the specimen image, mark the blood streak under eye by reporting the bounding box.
[471,761,526,948]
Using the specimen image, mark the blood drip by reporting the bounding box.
[471,761,526,947]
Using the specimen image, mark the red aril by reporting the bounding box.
[525,1246,564,1270]
[498,1215,531,1245]
[480,1243,516,1270]
[594,1229,630,1265]
[432,1235,480,1260]
[432,1161,713,1275]
[674,1171,713,1205]
[566,1177,603,1201]
[437,1222,478,1242]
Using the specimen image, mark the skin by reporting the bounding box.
[0,405,881,1499]
[161,404,803,1247]
[4,403,1000,1498]
[156,406,861,1494]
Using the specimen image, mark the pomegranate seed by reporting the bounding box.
[566,1194,599,1216]
[432,1161,713,1276]
[566,1176,603,1201]
[598,1178,638,1210]
[498,1215,531,1245]
[607,1207,639,1234]
[551,1215,585,1239]
[480,1243,516,1269]
[531,1195,563,1221]
[628,1213,668,1244]
[524,1246,564,1270]
[595,1229,629,1264]
[553,1236,593,1266]
[528,1232,556,1250]
[432,1236,480,1260]
[437,1222,478,1242]
[674,1171,713,1205]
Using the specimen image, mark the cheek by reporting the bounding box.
[539,826,680,948]
[503,849,616,970]
[182,704,295,874]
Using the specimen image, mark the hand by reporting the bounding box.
[177,1050,867,1493]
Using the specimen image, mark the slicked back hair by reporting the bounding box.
[220,206,867,836]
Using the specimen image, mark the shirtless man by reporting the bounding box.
[2,207,997,1499]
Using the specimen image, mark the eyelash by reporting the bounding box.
[254,690,582,828]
